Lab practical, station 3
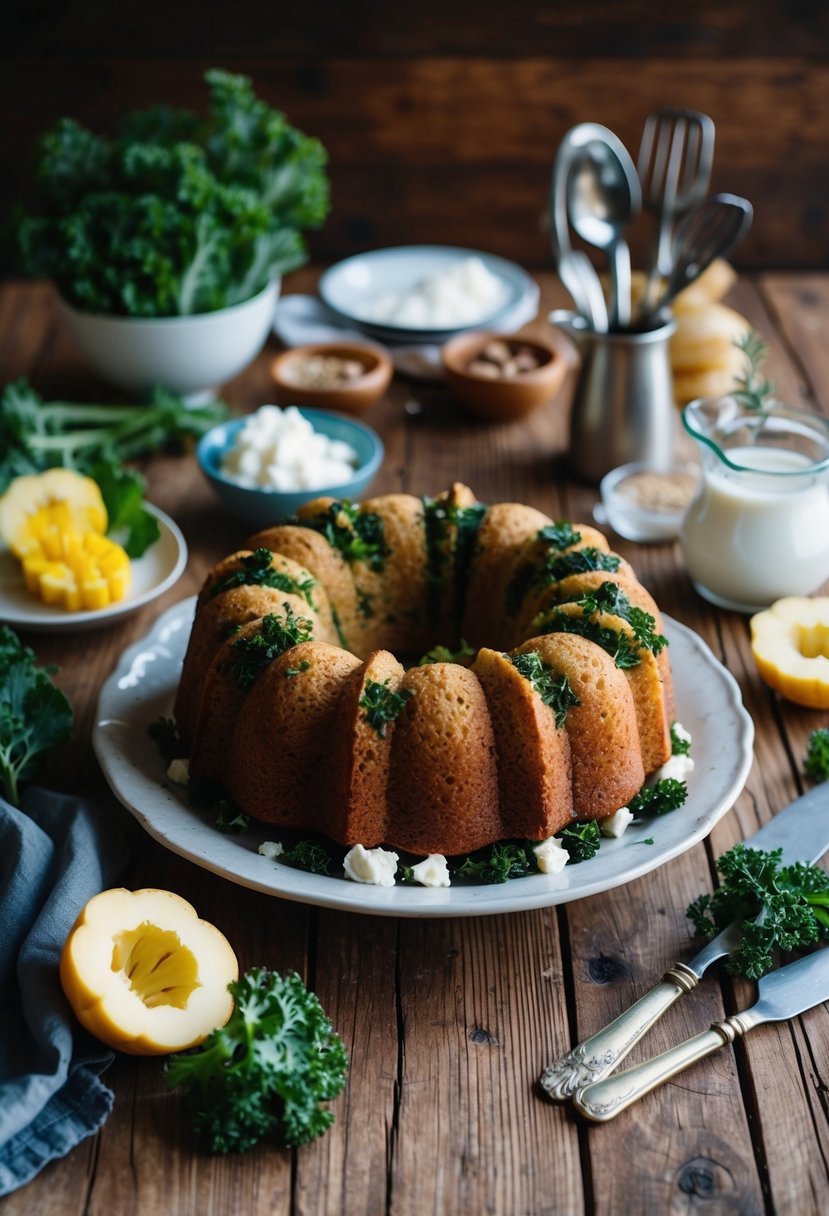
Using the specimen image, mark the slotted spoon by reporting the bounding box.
[647,192,753,320]
[638,108,715,312]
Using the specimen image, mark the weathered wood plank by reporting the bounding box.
[390,913,584,1216]
[8,0,828,59]
[2,57,828,269]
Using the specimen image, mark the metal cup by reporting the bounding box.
[550,310,677,484]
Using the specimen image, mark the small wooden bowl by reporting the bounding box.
[442,331,568,422]
[269,341,393,416]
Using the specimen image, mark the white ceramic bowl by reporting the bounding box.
[59,278,280,403]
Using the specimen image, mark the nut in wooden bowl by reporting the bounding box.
[441,331,568,422]
[269,341,394,416]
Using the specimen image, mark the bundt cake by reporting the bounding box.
[173,484,675,857]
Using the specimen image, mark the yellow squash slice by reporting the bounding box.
[60,888,239,1055]
[750,596,829,709]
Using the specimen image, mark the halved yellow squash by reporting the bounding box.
[750,597,829,709]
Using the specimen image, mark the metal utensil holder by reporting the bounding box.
[551,310,677,484]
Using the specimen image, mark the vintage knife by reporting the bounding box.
[539,783,829,1100]
[572,944,829,1121]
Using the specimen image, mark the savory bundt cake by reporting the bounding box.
[173,484,675,856]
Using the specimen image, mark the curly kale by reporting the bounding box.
[18,69,329,316]
[805,728,829,783]
[206,547,316,605]
[231,607,314,690]
[165,968,348,1153]
[298,501,388,571]
[279,838,335,876]
[507,651,580,728]
[421,495,488,632]
[556,820,602,863]
[359,679,414,738]
[453,841,537,884]
[670,721,692,756]
[537,522,582,550]
[535,609,645,669]
[687,844,829,979]
[555,581,668,657]
[628,778,687,817]
[0,626,73,806]
[505,523,583,617]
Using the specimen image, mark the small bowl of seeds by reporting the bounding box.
[269,341,394,415]
[596,462,700,542]
[441,330,569,421]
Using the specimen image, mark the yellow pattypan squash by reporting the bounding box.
[750,596,829,709]
[60,888,239,1055]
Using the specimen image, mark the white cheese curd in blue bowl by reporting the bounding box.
[196,406,385,530]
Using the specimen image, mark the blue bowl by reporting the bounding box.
[196,408,385,531]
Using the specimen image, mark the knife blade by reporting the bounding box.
[539,782,829,1100]
[573,946,829,1121]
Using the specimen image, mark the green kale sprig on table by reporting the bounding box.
[0,378,229,555]
[687,843,829,979]
[18,68,329,317]
[165,968,348,1153]
[0,626,73,807]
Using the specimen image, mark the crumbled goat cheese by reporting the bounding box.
[166,757,190,785]
[409,854,451,887]
[258,840,285,860]
[600,806,635,838]
[655,753,695,783]
[362,257,509,329]
[343,843,399,886]
[221,404,358,492]
[533,837,569,875]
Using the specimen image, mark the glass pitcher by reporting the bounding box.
[680,395,829,612]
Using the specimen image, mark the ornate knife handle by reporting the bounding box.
[539,962,700,1101]
[572,1009,758,1122]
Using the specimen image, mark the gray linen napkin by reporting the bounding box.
[0,787,131,1196]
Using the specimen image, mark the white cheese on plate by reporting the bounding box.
[258,840,285,860]
[409,854,451,888]
[533,837,569,875]
[343,843,399,886]
[166,757,190,786]
[600,806,634,838]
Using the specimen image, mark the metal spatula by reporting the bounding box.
[638,108,715,313]
[646,193,753,319]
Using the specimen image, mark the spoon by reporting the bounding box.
[550,126,610,332]
[647,193,753,319]
[566,126,641,330]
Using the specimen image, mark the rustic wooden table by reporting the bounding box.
[3,271,828,1216]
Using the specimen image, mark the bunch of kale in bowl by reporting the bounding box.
[18,68,330,318]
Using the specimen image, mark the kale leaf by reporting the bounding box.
[0,626,74,806]
[507,650,580,727]
[165,968,348,1152]
[359,679,414,738]
[805,727,829,783]
[686,844,829,979]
